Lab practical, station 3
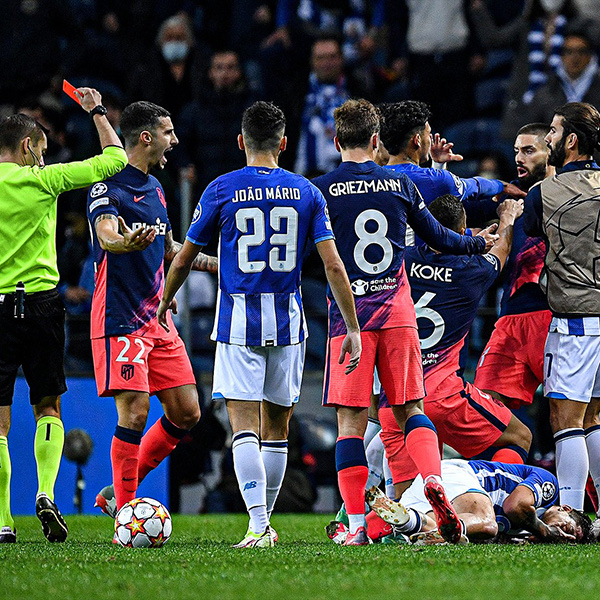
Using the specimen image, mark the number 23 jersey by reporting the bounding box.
[186,166,334,346]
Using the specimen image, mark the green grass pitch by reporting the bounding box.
[2,514,600,600]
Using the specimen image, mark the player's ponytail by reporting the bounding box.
[555,102,600,156]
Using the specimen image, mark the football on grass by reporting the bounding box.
[114,497,172,548]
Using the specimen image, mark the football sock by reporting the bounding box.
[0,436,13,529]
[261,439,288,518]
[394,508,422,536]
[364,418,381,448]
[365,432,385,490]
[34,416,64,501]
[554,428,588,510]
[232,431,268,535]
[585,425,600,513]
[138,415,188,483]
[492,444,528,464]
[336,436,368,534]
[383,456,395,499]
[365,511,392,541]
[112,426,142,510]
[404,414,441,481]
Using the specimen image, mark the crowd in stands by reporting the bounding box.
[4,0,600,472]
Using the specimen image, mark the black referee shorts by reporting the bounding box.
[0,288,67,406]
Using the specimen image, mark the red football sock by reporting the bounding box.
[492,447,525,464]
[586,475,599,512]
[111,436,140,510]
[366,510,392,541]
[138,416,187,483]
[405,426,441,481]
[338,465,369,515]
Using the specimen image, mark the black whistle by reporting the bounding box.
[14,281,25,319]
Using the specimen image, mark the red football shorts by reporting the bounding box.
[322,326,424,408]
[379,382,513,483]
[475,310,552,408]
[92,329,196,397]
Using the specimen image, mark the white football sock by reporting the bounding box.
[395,508,422,535]
[585,425,600,514]
[364,418,381,448]
[554,428,588,510]
[365,432,385,490]
[261,440,288,518]
[232,431,268,534]
[382,455,395,499]
[348,513,366,534]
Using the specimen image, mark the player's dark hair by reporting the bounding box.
[379,101,431,156]
[120,101,171,149]
[241,101,286,153]
[0,114,46,152]
[428,194,466,233]
[554,102,600,155]
[334,99,379,150]
[517,123,550,139]
[570,508,593,543]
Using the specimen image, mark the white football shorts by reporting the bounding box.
[544,329,600,403]
[212,341,305,407]
[400,459,489,514]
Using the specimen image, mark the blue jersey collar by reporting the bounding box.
[557,160,600,174]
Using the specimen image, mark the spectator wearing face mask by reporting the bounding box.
[127,14,210,122]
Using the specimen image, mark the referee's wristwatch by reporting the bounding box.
[89,104,108,118]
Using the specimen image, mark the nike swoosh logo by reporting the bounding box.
[133,195,146,203]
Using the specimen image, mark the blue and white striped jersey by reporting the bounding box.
[186,166,334,346]
[468,460,559,532]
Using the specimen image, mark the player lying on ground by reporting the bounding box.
[362,459,593,545]
[313,99,498,546]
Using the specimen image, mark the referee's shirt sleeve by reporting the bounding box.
[35,146,128,198]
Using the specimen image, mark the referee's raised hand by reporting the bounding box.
[77,87,103,112]
[118,216,156,251]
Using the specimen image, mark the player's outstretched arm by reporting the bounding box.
[489,199,524,267]
[78,87,123,150]
[164,231,217,273]
[316,239,361,374]
[502,486,575,543]
[95,215,156,254]
[158,239,202,333]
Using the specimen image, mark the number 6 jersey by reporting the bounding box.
[313,161,486,338]
[186,166,334,346]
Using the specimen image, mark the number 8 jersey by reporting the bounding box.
[313,161,485,337]
[186,166,334,346]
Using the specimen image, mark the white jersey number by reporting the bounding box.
[354,210,393,274]
[414,291,445,350]
[236,207,298,273]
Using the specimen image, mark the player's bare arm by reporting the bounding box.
[95,214,156,254]
[488,199,524,266]
[502,181,527,199]
[77,87,123,150]
[316,239,361,374]
[502,486,575,543]
[158,239,202,333]
[163,231,217,273]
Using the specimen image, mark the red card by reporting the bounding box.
[62,80,82,105]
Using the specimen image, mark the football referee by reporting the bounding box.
[0,87,127,543]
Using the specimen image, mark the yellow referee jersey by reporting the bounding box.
[0,145,127,293]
